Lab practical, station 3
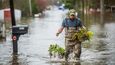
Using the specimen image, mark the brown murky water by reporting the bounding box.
[0,6,115,65]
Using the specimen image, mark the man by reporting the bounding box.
[56,9,83,61]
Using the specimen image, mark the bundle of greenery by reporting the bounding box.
[48,44,65,59]
[71,27,94,42]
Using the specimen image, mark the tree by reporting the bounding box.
[60,0,76,9]
[36,0,48,13]
[14,0,30,17]
[31,0,39,15]
[0,1,2,9]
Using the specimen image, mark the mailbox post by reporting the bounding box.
[9,0,16,26]
[12,25,28,54]
[9,0,17,54]
[9,0,28,54]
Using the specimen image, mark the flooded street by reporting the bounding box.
[0,6,115,65]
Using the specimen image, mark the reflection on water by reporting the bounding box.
[61,62,81,65]
[11,54,19,65]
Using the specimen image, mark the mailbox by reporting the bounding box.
[12,25,28,35]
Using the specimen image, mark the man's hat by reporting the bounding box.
[69,13,75,16]
[67,9,76,16]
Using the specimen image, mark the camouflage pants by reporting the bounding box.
[65,40,81,60]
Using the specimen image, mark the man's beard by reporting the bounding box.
[70,18,75,21]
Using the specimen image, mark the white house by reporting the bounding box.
[0,8,21,38]
[0,8,21,21]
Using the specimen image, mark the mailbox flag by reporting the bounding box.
[12,36,17,41]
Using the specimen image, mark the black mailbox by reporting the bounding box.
[12,25,28,35]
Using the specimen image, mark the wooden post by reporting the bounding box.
[29,0,32,16]
[100,0,104,24]
[2,22,6,38]
[82,0,85,21]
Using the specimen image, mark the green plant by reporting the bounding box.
[48,44,65,58]
[71,27,94,42]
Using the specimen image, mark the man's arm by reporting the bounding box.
[56,19,66,36]
[56,27,64,36]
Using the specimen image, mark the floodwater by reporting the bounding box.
[0,6,115,65]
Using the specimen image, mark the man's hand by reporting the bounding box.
[56,33,60,37]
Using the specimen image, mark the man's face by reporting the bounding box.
[69,14,75,19]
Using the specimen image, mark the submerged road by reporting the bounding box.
[0,6,115,65]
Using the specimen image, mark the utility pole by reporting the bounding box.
[100,0,104,24]
[81,0,85,21]
[9,0,17,55]
[9,0,16,26]
[29,0,32,16]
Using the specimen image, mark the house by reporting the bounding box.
[0,8,21,21]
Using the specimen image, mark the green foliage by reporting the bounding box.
[60,0,76,9]
[71,27,94,42]
[48,44,65,55]
[48,44,59,53]
[64,3,73,9]
[31,0,39,15]
[0,2,2,9]
[14,0,30,17]
[57,47,65,55]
